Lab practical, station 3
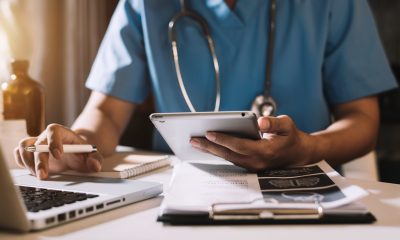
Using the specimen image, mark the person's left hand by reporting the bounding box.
[190,115,314,171]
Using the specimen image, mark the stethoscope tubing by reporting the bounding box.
[168,10,221,112]
[169,0,276,116]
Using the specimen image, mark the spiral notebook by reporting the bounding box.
[62,151,171,179]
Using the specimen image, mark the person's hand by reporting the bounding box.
[190,115,314,171]
[14,124,103,180]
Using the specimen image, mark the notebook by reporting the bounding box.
[62,151,171,179]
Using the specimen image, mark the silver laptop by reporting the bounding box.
[0,147,162,232]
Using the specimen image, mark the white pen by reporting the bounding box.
[25,144,97,153]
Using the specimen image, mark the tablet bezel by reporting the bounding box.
[150,111,261,161]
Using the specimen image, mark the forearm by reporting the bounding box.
[70,91,136,157]
[307,97,379,166]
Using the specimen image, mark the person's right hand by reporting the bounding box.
[14,124,103,180]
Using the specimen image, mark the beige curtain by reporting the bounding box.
[0,0,116,126]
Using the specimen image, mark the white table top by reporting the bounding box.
[1,158,400,240]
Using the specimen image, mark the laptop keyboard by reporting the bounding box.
[18,186,99,213]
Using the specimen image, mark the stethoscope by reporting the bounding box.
[168,0,277,117]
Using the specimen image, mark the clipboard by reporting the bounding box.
[158,161,376,225]
[158,199,376,225]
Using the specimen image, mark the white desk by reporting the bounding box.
[1,159,400,240]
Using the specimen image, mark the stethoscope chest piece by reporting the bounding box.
[251,95,277,117]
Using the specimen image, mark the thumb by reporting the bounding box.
[85,152,103,172]
[258,115,293,134]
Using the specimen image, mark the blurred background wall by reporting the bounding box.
[368,0,400,183]
[0,0,399,182]
[0,0,118,126]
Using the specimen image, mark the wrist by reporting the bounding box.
[306,133,328,164]
[298,132,321,165]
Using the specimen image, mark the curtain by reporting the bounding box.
[0,0,117,126]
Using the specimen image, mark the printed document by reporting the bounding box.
[160,160,368,215]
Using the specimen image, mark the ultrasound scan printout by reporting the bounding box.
[258,164,350,205]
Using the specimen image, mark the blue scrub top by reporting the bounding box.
[86,0,397,152]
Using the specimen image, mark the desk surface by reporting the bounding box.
[1,158,400,240]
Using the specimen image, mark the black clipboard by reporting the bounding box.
[157,213,376,225]
[157,200,376,225]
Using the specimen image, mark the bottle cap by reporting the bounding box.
[11,59,29,74]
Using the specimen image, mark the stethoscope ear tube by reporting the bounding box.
[168,8,221,112]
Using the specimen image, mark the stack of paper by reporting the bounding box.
[159,160,374,224]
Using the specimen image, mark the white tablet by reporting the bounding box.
[150,111,261,161]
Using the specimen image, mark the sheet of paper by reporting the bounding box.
[160,160,368,215]
[161,161,262,214]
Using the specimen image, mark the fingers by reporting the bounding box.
[190,138,248,165]
[38,123,85,159]
[33,136,52,179]
[14,147,25,168]
[46,125,63,159]
[86,152,103,172]
[64,152,102,173]
[190,138,265,171]
[190,116,303,172]
[16,137,49,179]
[18,137,37,176]
[204,132,257,155]
[16,124,97,179]
[36,123,93,176]
[258,115,294,135]
[34,152,49,179]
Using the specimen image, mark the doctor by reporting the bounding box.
[15,0,397,179]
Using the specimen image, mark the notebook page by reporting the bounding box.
[61,151,171,178]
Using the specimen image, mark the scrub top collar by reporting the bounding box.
[201,0,264,28]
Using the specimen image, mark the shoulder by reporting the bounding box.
[286,0,371,17]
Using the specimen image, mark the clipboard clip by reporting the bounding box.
[209,198,324,221]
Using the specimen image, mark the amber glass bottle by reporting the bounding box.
[1,60,45,136]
